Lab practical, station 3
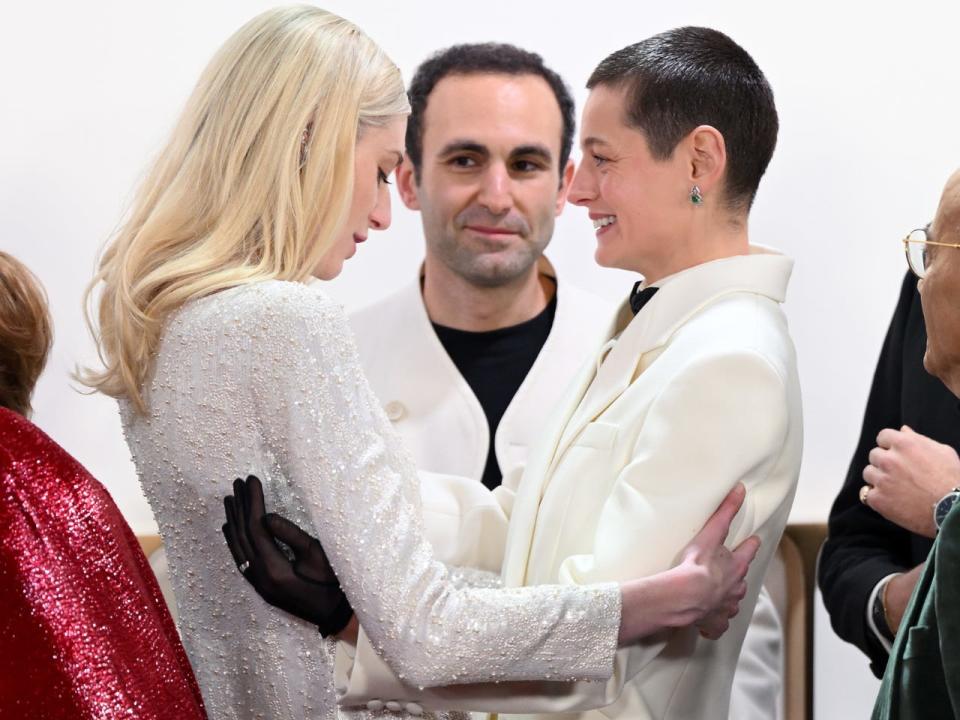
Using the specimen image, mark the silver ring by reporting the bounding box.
[238,561,251,573]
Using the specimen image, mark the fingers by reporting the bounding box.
[230,479,257,564]
[695,483,746,549]
[868,446,887,471]
[242,475,277,557]
[876,428,900,449]
[862,463,883,487]
[698,615,729,640]
[731,534,761,567]
[222,497,247,570]
[244,475,266,520]
[264,513,315,556]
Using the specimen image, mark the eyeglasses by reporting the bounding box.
[903,226,960,279]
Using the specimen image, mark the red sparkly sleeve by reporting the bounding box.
[0,408,206,719]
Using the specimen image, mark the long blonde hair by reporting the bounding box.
[81,5,409,413]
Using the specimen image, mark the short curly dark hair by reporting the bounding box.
[406,43,575,182]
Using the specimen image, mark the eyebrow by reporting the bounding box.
[581,136,611,150]
[512,144,553,164]
[437,140,489,158]
[436,140,554,166]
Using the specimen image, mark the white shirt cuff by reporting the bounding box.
[865,573,901,653]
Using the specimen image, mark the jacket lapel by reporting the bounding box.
[500,351,602,586]
[502,247,794,586]
[552,301,650,461]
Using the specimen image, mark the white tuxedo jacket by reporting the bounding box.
[340,251,797,719]
[349,257,612,482]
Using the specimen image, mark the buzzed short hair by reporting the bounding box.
[588,27,778,210]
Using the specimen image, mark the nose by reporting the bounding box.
[567,163,596,206]
[477,163,513,215]
[369,185,392,231]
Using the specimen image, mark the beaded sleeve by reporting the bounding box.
[251,282,620,688]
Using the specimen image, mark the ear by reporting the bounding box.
[686,125,727,195]
[554,158,576,216]
[396,155,420,210]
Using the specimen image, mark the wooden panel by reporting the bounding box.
[137,534,163,558]
[782,523,828,720]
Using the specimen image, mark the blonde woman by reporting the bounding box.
[83,6,756,718]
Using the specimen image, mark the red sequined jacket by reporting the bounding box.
[0,406,206,718]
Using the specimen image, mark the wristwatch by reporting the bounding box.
[934,487,960,531]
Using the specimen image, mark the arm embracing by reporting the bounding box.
[546,350,796,683]
[336,349,795,713]
[250,286,620,688]
[562,351,794,583]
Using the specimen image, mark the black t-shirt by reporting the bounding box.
[432,294,557,490]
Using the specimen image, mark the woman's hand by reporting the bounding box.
[221,475,355,637]
[862,425,960,538]
[680,483,759,639]
[618,484,760,645]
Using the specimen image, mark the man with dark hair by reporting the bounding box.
[351,42,605,493]
[404,43,576,186]
[352,42,784,719]
[340,29,799,720]
[229,32,798,720]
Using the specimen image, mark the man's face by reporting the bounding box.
[399,73,571,287]
[568,84,689,276]
[920,170,960,395]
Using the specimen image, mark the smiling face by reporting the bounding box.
[567,84,694,278]
[919,170,960,396]
[399,73,571,288]
[313,115,406,280]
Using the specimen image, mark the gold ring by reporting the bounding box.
[859,485,872,505]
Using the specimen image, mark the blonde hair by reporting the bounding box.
[81,5,409,413]
[0,252,53,418]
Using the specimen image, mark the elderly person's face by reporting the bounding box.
[919,170,960,395]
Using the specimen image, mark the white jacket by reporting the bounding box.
[344,254,790,720]
[349,259,611,482]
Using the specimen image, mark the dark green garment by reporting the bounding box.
[872,505,960,719]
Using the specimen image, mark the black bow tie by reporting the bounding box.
[629,282,659,315]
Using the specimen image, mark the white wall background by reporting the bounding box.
[3,1,958,716]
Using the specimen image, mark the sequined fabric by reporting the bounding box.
[0,407,206,719]
[122,281,621,720]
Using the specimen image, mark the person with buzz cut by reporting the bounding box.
[350,42,786,720]
[227,30,799,720]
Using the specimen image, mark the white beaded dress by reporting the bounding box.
[121,281,621,720]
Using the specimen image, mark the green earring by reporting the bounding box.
[690,185,703,205]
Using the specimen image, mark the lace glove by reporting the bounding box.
[222,475,354,637]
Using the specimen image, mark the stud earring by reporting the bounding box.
[690,185,703,205]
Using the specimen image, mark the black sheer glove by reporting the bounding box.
[221,475,354,637]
